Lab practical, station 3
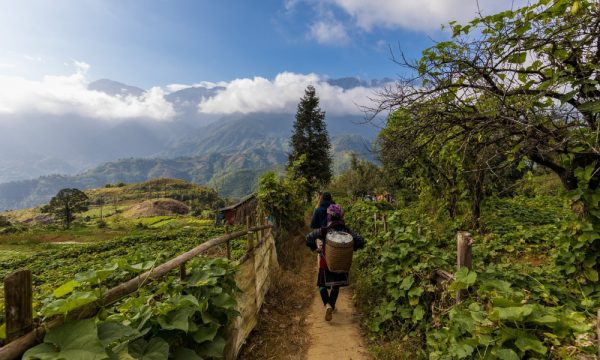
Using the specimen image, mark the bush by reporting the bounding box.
[0,226,20,234]
[96,219,107,228]
[0,215,11,227]
[257,172,305,230]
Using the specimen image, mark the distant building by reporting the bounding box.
[216,194,258,226]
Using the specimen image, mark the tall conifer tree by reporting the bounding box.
[288,85,332,200]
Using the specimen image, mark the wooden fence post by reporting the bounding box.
[597,309,600,358]
[179,263,186,280]
[246,216,254,251]
[456,231,474,303]
[4,270,33,342]
[254,214,259,244]
[373,212,378,235]
[383,213,388,233]
[259,210,265,239]
[225,226,231,260]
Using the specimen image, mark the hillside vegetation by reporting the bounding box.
[0,178,247,358]
[342,175,598,358]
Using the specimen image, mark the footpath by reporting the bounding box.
[305,286,368,359]
[240,227,369,360]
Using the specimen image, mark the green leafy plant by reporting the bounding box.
[22,257,238,360]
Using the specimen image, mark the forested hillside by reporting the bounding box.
[0,132,370,210]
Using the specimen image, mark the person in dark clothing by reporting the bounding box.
[305,204,365,321]
[310,192,333,229]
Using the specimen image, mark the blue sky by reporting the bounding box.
[0,0,522,88]
[0,1,524,121]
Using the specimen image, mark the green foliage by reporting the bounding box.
[0,215,11,227]
[330,154,387,200]
[22,257,237,360]
[377,0,600,228]
[96,219,108,229]
[288,85,333,199]
[257,171,305,229]
[349,194,597,358]
[42,188,89,229]
[0,226,226,327]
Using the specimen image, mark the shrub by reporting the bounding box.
[96,219,107,229]
[0,215,11,227]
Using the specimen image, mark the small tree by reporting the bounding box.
[288,85,333,201]
[43,188,89,229]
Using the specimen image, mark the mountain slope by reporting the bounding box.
[0,132,372,210]
[0,77,381,209]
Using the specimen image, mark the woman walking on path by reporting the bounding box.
[310,192,334,229]
[305,204,365,321]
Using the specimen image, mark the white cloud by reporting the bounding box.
[23,54,44,63]
[165,81,228,93]
[0,62,16,69]
[0,63,175,121]
[311,0,527,32]
[198,72,378,115]
[309,20,350,45]
[73,60,90,73]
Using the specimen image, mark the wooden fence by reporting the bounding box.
[0,216,277,360]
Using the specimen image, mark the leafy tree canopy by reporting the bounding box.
[42,188,89,229]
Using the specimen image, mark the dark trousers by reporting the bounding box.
[319,286,340,309]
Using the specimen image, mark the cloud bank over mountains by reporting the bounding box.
[197,72,379,115]
[0,65,383,121]
[0,62,175,121]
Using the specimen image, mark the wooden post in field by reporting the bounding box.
[597,309,600,358]
[179,263,186,280]
[225,226,231,260]
[456,231,474,303]
[4,270,33,342]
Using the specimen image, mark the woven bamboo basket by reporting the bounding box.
[325,231,354,273]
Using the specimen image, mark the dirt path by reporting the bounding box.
[305,287,369,360]
[239,227,369,360]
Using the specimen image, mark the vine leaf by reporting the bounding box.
[157,307,196,332]
[22,319,108,360]
[451,268,477,290]
[496,348,519,360]
[97,321,141,347]
[197,335,226,359]
[42,291,98,318]
[192,323,220,344]
[128,337,169,360]
[515,334,547,354]
[53,280,81,298]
